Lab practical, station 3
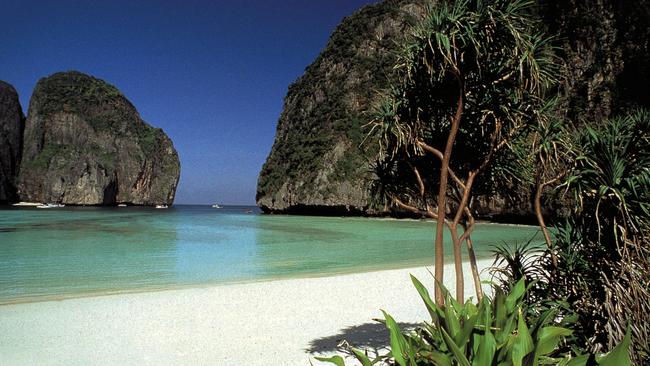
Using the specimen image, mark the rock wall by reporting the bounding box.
[257,0,649,217]
[17,71,180,205]
[0,81,24,203]
[257,0,425,214]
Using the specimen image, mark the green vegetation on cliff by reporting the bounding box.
[18,71,180,205]
[257,0,424,211]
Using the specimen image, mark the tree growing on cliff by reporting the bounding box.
[367,0,558,304]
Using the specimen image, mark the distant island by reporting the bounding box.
[0,71,180,206]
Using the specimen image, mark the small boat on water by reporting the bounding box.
[211,204,222,208]
[12,202,42,207]
[117,204,127,207]
[155,204,168,209]
[36,203,65,209]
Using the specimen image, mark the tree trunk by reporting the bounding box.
[450,225,464,303]
[466,236,483,300]
[534,180,557,268]
[461,218,483,301]
[433,80,463,305]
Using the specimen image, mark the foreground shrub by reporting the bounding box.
[316,277,631,366]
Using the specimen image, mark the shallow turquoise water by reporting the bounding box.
[0,205,542,303]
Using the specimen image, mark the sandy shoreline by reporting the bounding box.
[0,259,493,365]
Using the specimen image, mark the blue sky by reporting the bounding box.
[1,0,378,205]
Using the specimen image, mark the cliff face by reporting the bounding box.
[542,0,650,123]
[257,0,649,216]
[257,0,425,214]
[0,81,24,203]
[17,71,180,205]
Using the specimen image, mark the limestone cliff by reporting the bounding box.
[0,81,24,203]
[257,0,425,214]
[257,0,649,216]
[17,71,180,205]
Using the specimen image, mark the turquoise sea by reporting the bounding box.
[0,205,543,304]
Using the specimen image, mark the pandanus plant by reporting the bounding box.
[366,0,559,304]
[316,277,631,366]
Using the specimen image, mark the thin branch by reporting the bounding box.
[417,140,466,190]
[453,172,477,225]
[542,170,566,187]
[458,206,476,244]
[392,196,438,219]
[408,162,426,197]
[492,71,515,85]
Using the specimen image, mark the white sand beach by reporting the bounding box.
[0,259,493,365]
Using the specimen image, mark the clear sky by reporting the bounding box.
[1,0,378,205]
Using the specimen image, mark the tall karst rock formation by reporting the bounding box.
[257,0,425,214]
[257,0,649,216]
[0,81,25,203]
[17,71,180,205]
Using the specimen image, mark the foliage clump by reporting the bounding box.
[317,277,632,366]
[313,0,648,364]
[532,110,649,362]
[367,0,558,304]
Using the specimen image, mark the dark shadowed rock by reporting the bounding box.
[257,0,649,217]
[17,71,180,205]
[0,81,24,203]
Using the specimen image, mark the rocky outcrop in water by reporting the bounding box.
[257,0,649,217]
[0,81,24,203]
[17,71,180,205]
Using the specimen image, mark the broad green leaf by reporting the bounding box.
[535,326,573,356]
[531,308,557,335]
[505,278,526,312]
[494,288,507,330]
[473,327,496,366]
[444,299,462,341]
[314,355,346,366]
[411,275,438,322]
[350,348,373,366]
[455,313,478,348]
[420,350,452,366]
[441,327,471,366]
[596,327,631,366]
[382,310,408,366]
[511,309,534,366]
[563,354,589,366]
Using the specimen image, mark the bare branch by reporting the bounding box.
[408,162,426,197]
[392,196,438,219]
[417,140,466,191]
[453,172,477,225]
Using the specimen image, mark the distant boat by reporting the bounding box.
[155,204,168,209]
[117,204,127,207]
[12,202,42,207]
[211,204,222,208]
[37,203,65,209]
